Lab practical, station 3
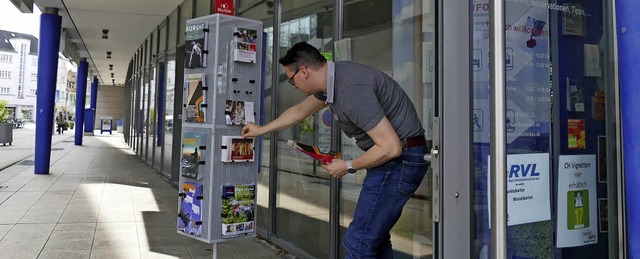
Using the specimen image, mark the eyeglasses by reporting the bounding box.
[287,67,301,86]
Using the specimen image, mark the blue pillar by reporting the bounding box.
[156,63,165,147]
[90,76,98,110]
[616,1,640,258]
[34,8,62,175]
[74,59,88,145]
[89,76,98,110]
[90,76,98,133]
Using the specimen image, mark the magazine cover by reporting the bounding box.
[184,73,206,123]
[181,132,206,179]
[221,184,256,238]
[185,23,208,68]
[233,27,258,63]
[592,90,605,120]
[568,119,586,149]
[221,136,255,162]
[287,139,342,164]
[562,3,584,36]
[225,100,256,125]
[178,182,203,236]
[566,77,584,112]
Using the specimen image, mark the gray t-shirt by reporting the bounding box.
[315,61,424,150]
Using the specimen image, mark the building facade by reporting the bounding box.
[0,30,39,120]
[0,30,77,122]
[121,1,635,258]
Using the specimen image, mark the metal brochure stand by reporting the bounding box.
[177,14,263,259]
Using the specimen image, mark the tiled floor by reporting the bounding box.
[0,132,293,259]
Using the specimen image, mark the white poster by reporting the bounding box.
[557,155,598,247]
[488,153,551,226]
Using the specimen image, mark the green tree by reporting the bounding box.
[0,100,9,123]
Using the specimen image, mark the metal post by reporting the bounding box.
[330,0,343,258]
[615,0,638,257]
[212,242,218,259]
[489,0,507,258]
[267,0,282,238]
[75,59,89,145]
[34,8,62,175]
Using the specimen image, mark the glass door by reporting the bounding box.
[470,0,620,258]
[338,0,436,258]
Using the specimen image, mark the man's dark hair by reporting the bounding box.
[278,42,327,70]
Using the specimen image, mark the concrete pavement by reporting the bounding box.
[0,126,294,259]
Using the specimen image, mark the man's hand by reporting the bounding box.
[242,122,263,138]
[321,159,349,179]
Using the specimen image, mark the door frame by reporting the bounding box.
[434,0,473,258]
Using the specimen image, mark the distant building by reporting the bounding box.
[0,30,38,120]
[0,30,76,121]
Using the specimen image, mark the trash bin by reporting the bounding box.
[101,117,113,134]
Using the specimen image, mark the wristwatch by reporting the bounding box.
[345,160,357,174]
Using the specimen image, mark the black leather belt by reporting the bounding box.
[403,135,426,148]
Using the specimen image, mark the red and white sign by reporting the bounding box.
[214,0,234,15]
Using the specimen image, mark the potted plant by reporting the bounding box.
[0,100,13,146]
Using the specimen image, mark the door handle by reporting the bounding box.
[424,147,439,162]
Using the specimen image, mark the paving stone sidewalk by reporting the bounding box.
[0,130,293,259]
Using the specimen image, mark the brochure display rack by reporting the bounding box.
[177,14,262,250]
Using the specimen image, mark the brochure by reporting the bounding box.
[184,73,206,123]
[181,132,206,179]
[185,23,208,68]
[178,182,203,236]
[221,184,256,238]
[221,136,255,162]
[232,27,258,63]
[225,100,255,125]
[287,139,342,164]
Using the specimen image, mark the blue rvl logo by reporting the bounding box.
[509,164,541,178]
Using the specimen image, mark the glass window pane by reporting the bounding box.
[169,9,178,50]
[472,0,618,257]
[179,0,194,44]
[275,1,333,258]
[238,1,274,233]
[159,23,167,54]
[196,0,210,17]
[163,58,176,178]
[340,0,433,258]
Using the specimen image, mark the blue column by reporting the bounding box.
[616,1,640,258]
[74,59,88,145]
[34,8,62,175]
[90,76,98,133]
[90,76,98,110]
[156,63,165,147]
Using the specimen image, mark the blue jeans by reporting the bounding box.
[343,145,429,258]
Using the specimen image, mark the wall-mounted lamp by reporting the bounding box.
[102,29,109,39]
[109,64,113,70]
[110,73,114,78]
[106,51,112,59]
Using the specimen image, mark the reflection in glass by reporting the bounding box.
[340,0,433,257]
[139,75,146,158]
[275,1,333,257]
[472,0,615,258]
[238,2,275,234]
[163,59,176,178]
[146,67,156,164]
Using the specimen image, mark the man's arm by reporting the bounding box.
[322,116,403,178]
[242,95,326,138]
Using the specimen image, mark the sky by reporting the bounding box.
[0,0,41,38]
